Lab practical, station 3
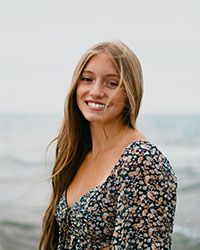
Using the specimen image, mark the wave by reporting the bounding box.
[173,225,200,249]
[0,220,40,250]
[0,220,36,230]
[0,155,54,167]
[178,182,200,192]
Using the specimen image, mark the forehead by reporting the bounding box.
[83,53,119,76]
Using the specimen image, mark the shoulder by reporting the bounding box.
[121,140,168,166]
[118,141,177,184]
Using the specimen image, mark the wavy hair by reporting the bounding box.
[39,40,143,250]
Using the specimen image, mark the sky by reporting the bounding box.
[1,0,200,115]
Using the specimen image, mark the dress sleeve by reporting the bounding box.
[109,147,177,250]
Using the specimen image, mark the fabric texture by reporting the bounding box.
[55,141,177,249]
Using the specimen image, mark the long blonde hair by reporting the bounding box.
[39,40,143,250]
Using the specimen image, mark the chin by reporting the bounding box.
[84,115,104,123]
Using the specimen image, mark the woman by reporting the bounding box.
[39,41,177,250]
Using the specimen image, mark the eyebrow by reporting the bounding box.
[82,70,119,78]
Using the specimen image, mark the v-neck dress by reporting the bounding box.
[55,141,177,249]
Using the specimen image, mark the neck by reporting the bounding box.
[89,120,134,158]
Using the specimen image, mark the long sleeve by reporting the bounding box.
[110,144,177,249]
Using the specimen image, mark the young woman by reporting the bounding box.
[39,41,177,250]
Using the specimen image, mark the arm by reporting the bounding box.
[109,150,177,249]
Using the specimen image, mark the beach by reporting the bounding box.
[0,113,200,250]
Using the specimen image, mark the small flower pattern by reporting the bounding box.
[55,141,177,249]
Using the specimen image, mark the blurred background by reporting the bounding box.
[1,0,200,249]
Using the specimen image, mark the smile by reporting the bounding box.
[86,101,105,109]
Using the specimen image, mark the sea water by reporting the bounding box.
[0,114,200,250]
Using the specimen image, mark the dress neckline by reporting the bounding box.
[65,140,150,209]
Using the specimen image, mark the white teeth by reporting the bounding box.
[87,102,105,108]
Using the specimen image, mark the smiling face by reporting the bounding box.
[76,53,126,125]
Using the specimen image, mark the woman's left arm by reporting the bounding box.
[109,151,177,249]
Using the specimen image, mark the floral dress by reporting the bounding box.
[55,141,177,249]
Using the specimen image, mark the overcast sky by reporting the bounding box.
[1,0,200,115]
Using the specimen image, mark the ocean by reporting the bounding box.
[0,113,200,250]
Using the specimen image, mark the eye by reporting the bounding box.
[80,77,93,82]
[105,81,119,88]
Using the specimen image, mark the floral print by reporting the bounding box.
[55,141,177,249]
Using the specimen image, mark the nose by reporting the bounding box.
[89,81,104,98]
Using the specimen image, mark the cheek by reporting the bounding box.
[76,85,82,111]
[76,84,89,112]
[112,90,127,106]
[76,83,88,99]
[76,84,83,104]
